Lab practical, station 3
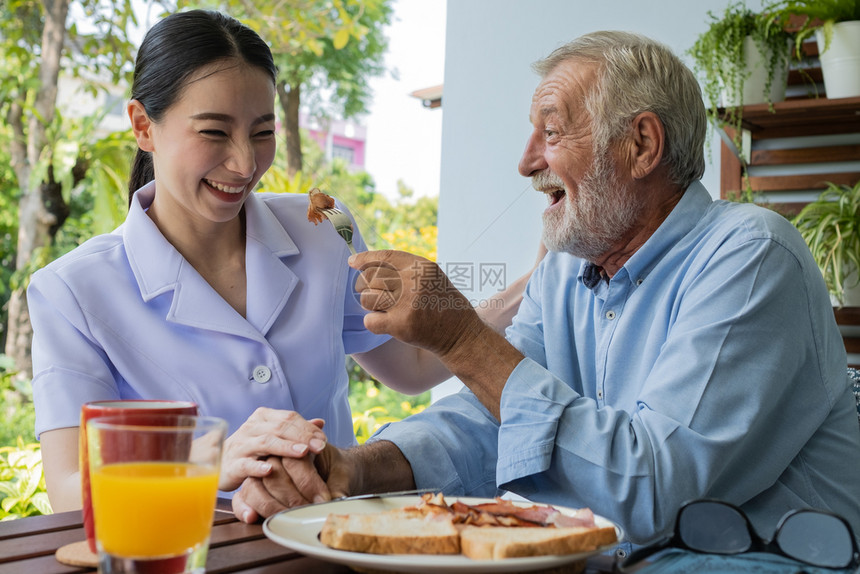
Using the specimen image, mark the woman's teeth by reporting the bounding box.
[205,179,244,194]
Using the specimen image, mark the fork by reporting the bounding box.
[321,207,357,255]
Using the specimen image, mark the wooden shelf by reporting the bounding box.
[835,306,860,326]
[723,96,860,139]
[714,41,860,365]
[717,96,860,213]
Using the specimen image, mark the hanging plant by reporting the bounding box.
[688,1,792,148]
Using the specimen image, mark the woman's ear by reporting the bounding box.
[628,111,665,180]
[127,100,155,152]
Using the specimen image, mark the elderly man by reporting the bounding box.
[234,31,860,546]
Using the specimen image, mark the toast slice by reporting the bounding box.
[320,512,461,555]
[459,524,618,560]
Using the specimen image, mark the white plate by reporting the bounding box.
[263,495,623,573]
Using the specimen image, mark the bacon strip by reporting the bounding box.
[406,493,597,529]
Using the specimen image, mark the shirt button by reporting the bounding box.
[252,365,272,383]
[605,310,616,320]
[636,278,644,286]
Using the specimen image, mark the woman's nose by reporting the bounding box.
[227,139,256,177]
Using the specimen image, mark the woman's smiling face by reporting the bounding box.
[130,59,276,226]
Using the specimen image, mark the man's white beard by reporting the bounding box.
[542,150,643,262]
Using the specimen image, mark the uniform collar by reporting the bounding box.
[123,181,184,301]
[123,183,299,336]
[243,191,300,333]
[244,190,299,258]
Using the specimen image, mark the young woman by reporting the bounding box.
[27,10,465,512]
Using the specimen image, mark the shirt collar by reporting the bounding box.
[577,181,712,290]
[622,181,711,283]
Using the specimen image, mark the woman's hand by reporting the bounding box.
[219,407,327,491]
[231,440,413,523]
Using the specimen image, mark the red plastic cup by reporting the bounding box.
[80,400,198,554]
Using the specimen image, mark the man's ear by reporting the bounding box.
[128,100,155,152]
[627,111,665,180]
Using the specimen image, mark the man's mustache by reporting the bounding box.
[531,171,566,191]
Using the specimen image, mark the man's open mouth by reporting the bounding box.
[549,189,566,205]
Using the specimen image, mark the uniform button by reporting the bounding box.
[605,310,616,320]
[252,365,272,383]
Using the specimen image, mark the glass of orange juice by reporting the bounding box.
[80,400,198,555]
[86,414,227,574]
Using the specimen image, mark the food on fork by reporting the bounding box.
[319,493,618,559]
[307,188,336,224]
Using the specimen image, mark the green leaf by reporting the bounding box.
[30,492,53,515]
[0,481,17,497]
[1,496,21,513]
[792,181,860,303]
[20,465,41,499]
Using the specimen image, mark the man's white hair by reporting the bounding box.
[532,30,706,188]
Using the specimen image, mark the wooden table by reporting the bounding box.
[0,502,623,574]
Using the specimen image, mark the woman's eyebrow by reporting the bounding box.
[190,112,276,125]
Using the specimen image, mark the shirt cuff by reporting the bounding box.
[371,390,500,496]
[371,419,466,494]
[33,367,118,438]
[496,357,581,486]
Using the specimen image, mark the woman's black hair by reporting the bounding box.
[127,10,276,205]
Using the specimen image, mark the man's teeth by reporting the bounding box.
[206,179,244,194]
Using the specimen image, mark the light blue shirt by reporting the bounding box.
[374,182,860,545]
[29,183,389,446]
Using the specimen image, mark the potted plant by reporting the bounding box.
[766,0,860,98]
[792,180,860,306]
[689,1,793,139]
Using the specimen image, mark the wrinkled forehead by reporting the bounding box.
[529,59,598,124]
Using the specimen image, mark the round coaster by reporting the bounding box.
[55,540,99,567]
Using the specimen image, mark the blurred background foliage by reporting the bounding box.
[0,439,51,520]
[0,0,436,516]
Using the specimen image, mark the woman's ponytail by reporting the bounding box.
[128,149,154,207]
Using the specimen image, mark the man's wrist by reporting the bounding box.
[437,310,489,366]
[437,317,524,420]
[349,440,416,494]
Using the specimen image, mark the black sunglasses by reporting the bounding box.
[622,499,860,570]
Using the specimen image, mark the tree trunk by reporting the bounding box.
[277,79,303,177]
[4,0,71,379]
